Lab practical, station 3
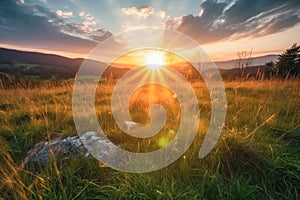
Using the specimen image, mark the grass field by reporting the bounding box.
[0,79,299,199]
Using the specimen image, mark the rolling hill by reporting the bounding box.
[0,47,129,79]
[0,47,278,79]
[214,55,278,69]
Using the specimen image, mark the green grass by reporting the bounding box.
[0,79,299,199]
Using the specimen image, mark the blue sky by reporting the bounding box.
[0,0,299,60]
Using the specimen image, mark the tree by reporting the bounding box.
[263,61,276,78]
[276,43,300,78]
[236,48,253,78]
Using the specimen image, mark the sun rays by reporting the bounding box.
[144,51,166,70]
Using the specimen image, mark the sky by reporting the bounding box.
[0,0,299,61]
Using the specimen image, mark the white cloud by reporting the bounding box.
[121,24,146,32]
[165,16,183,29]
[79,12,96,22]
[57,21,102,36]
[199,8,204,17]
[83,20,97,26]
[121,6,154,18]
[121,6,170,20]
[156,10,168,19]
[213,18,226,27]
[120,6,171,32]
[79,11,85,17]
[55,10,100,37]
[56,10,73,18]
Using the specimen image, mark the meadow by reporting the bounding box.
[0,79,299,199]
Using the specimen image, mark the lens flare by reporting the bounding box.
[144,51,165,70]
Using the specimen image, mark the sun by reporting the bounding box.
[144,51,165,70]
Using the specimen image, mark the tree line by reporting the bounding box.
[264,43,300,79]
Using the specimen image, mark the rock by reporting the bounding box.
[23,131,114,165]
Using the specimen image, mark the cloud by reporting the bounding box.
[79,11,85,17]
[0,0,119,55]
[121,6,154,18]
[79,11,95,21]
[265,14,299,34]
[18,0,25,4]
[56,10,73,18]
[57,22,95,35]
[91,34,111,42]
[120,6,171,32]
[156,10,167,20]
[121,6,170,20]
[165,16,183,30]
[168,0,300,44]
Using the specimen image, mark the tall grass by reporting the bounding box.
[0,79,299,199]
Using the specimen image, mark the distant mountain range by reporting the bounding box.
[0,47,278,79]
[0,47,129,79]
[214,55,278,69]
